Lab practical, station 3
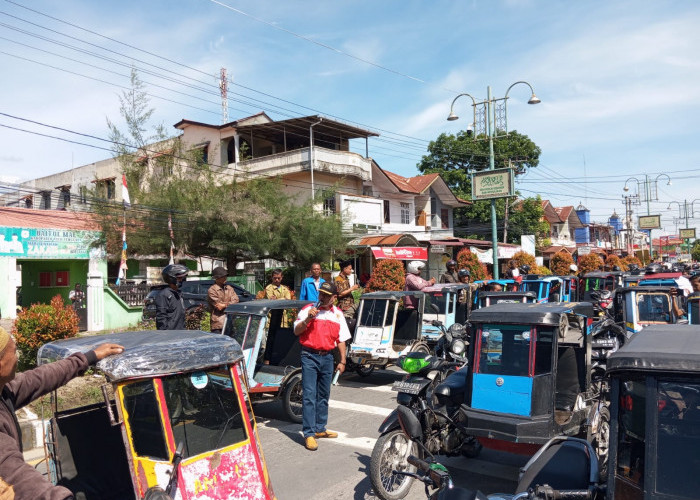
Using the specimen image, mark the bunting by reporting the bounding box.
[168,213,175,265]
[116,229,128,285]
[122,174,131,208]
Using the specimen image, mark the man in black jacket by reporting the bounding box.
[0,326,123,499]
[155,264,188,330]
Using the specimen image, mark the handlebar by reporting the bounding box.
[511,486,595,500]
[406,455,451,489]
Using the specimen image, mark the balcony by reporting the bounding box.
[235,147,372,182]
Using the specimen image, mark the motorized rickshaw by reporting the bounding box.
[38,330,276,500]
[222,299,312,423]
[349,291,430,370]
[637,271,683,287]
[459,302,610,465]
[421,284,471,347]
[580,271,625,302]
[606,324,700,499]
[474,290,537,310]
[687,292,700,324]
[520,276,569,303]
[612,286,679,334]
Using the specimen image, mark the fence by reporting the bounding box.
[110,283,149,307]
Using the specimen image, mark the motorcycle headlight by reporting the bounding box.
[450,339,466,355]
[447,323,466,338]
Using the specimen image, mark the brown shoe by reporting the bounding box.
[315,430,338,439]
[305,436,318,451]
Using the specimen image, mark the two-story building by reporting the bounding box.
[539,200,584,265]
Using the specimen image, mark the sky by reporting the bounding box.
[1,0,700,238]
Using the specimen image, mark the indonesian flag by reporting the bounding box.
[122,174,131,208]
[168,213,175,265]
[116,229,128,285]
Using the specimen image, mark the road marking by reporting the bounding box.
[329,399,393,416]
[334,380,395,392]
[257,421,378,451]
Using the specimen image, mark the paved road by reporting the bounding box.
[253,368,527,500]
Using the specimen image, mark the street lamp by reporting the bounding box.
[446,82,541,278]
[623,174,672,260]
[667,199,699,257]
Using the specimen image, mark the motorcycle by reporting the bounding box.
[393,405,604,500]
[589,289,614,319]
[369,322,477,500]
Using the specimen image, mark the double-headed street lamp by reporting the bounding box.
[447,82,540,278]
[623,174,671,260]
[667,199,699,257]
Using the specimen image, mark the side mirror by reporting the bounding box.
[397,406,423,442]
[430,303,440,314]
[431,319,443,327]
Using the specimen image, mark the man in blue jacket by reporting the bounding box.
[299,263,325,302]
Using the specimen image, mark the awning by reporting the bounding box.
[428,240,463,246]
[371,246,428,260]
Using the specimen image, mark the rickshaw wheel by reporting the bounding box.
[409,343,430,356]
[369,429,418,500]
[282,373,303,423]
[592,406,610,481]
[356,364,375,377]
[143,487,173,500]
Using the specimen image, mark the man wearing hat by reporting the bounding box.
[0,326,123,498]
[293,281,350,451]
[207,266,239,334]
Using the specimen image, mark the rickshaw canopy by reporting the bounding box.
[37,330,244,382]
[607,324,700,374]
[360,290,426,300]
[468,302,595,326]
[225,299,312,315]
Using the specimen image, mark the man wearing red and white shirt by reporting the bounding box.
[294,281,350,451]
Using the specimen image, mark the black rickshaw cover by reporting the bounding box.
[37,330,244,382]
[607,324,700,374]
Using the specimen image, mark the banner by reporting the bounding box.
[371,246,428,260]
[470,246,493,264]
[0,227,99,259]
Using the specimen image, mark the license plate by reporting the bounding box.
[392,380,426,395]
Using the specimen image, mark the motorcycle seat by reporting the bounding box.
[435,368,469,400]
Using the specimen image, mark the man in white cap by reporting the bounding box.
[0,326,123,498]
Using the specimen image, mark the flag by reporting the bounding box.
[116,229,128,285]
[122,174,131,208]
[168,213,175,265]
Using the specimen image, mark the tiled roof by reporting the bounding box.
[0,207,99,231]
[381,168,439,194]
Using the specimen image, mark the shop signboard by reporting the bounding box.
[638,215,661,230]
[679,228,696,239]
[0,227,99,259]
[430,245,446,254]
[471,168,514,200]
[371,246,428,260]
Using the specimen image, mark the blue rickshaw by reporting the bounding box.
[520,276,569,303]
[474,290,537,310]
[688,292,700,324]
[580,271,625,302]
[421,284,471,347]
[612,286,680,334]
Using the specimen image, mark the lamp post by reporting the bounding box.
[623,173,672,260]
[668,199,699,258]
[447,82,540,278]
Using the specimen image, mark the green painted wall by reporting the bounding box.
[19,259,89,307]
[103,286,143,330]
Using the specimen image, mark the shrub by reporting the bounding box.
[621,255,642,269]
[456,248,490,281]
[536,266,553,275]
[605,254,626,271]
[550,250,574,275]
[512,251,536,270]
[578,254,604,275]
[12,295,79,370]
[365,259,406,292]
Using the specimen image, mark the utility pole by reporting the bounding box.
[219,68,229,125]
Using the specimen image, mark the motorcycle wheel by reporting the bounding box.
[592,406,610,481]
[143,487,173,500]
[410,343,430,355]
[281,373,303,423]
[356,364,375,377]
[369,429,419,500]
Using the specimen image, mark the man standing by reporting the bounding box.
[294,282,350,451]
[299,263,325,302]
[264,269,292,300]
[404,261,435,309]
[156,264,189,330]
[334,260,359,319]
[68,283,85,310]
[207,266,239,334]
[0,326,123,498]
[439,260,459,284]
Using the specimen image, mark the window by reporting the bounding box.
[95,178,116,200]
[61,188,70,208]
[323,196,336,216]
[79,186,87,204]
[616,378,646,489]
[40,191,51,210]
[360,299,389,327]
[162,368,248,458]
[400,202,410,225]
[23,196,33,209]
[55,271,69,287]
[155,155,174,176]
[224,315,249,345]
[636,293,671,323]
[122,380,169,460]
[383,200,390,223]
[441,208,449,229]
[478,324,532,377]
[430,197,438,228]
[39,271,52,288]
[534,328,554,375]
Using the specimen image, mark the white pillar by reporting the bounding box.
[0,257,19,319]
[87,272,104,332]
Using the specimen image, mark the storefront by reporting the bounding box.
[347,234,429,281]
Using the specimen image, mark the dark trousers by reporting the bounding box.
[211,328,222,334]
[301,350,333,438]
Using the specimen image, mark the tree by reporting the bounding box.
[95,69,347,270]
[622,255,642,268]
[605,254,626,271]
[550,250,574,275]
[692,240,700,262]
[456,248,490,280]
[417,130,545,244]
[578,254,604,275]
[511,251,536,270]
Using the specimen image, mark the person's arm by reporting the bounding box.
[0,434,73,499]
[155,290,169,330]
[293,306,315,336]
[336,341,347,374]
[230,289,239,305]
